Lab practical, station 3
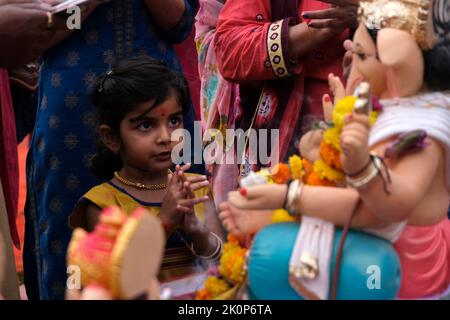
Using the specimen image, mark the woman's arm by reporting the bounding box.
[144,0,198,44]
[143,0,186,31]
[42,2,100,51]
[69,202,101,232]
[214,0,339,82]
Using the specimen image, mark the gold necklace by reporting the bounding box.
[114,171,169,191]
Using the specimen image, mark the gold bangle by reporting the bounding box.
[178,231,223,260]
[195,232,223,260]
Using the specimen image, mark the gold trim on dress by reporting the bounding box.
[267,20,289,77]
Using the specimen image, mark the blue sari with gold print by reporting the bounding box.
[24,0,199,300]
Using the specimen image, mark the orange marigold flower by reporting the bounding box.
[306,171,336,187]
[320,142,342,171]
[195,288,212,300]
[271,163,291,184]
[227,233,245,245]
[302,159,313,180]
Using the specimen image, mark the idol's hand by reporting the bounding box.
[322,73,345,121]
[340,112,371,175]
[343,39,354,79]
[219,202,274,236]
[227,184,288,211]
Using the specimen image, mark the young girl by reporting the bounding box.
[69,57,224,298]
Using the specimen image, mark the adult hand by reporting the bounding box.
[0,1,65,67]
[303,0,359,31]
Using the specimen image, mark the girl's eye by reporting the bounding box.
[138,121,152,131]
[169,116,182,127]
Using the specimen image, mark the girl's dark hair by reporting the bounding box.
[90,56,190,180]
[423,0,450,91]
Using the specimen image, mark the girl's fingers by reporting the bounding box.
[179,163,192,172]
[188,180,209,192]
[179,196,209,207]
[185,175,207,183]
[176,204,194,214]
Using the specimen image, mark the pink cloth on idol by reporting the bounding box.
[394,218,450,299]
[0,69,19,248]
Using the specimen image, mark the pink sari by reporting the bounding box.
[195,0,241,207]
[0,69,19,248]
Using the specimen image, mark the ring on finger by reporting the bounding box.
[46,12,55,29]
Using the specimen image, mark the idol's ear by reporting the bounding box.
[377,28,424,97]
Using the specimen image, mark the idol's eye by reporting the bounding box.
[356,51,368,61]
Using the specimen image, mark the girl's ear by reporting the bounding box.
[99,125,120,154]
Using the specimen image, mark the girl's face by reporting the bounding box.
[118,93,184,173]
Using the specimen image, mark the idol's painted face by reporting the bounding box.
[118,93,184,172]
[347,23,389,97]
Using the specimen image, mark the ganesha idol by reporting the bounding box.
[219,0,450,300]
[66,206,165,300]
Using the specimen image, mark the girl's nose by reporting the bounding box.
[156,126,171,144]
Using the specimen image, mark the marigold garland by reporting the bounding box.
[289,155,305,180]
[313,159,345,183]
[320,141,342,171]
[271,163,291,184]
[272,209,295,223]
[195,234,248,300]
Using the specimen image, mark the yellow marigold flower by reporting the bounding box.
[313,159,345,182]
[204,277,230,297]
[323,127,342,151]
[272,209,295,223]
[370,111,379,126]
[333,96,356,129]
[289,155,304,180]
[256,168,274,184]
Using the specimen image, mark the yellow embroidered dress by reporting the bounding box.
[70,173,210,288]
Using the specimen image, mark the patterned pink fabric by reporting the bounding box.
[0,69,19,248]
[196,0,241,206]
[394,218,450,299]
